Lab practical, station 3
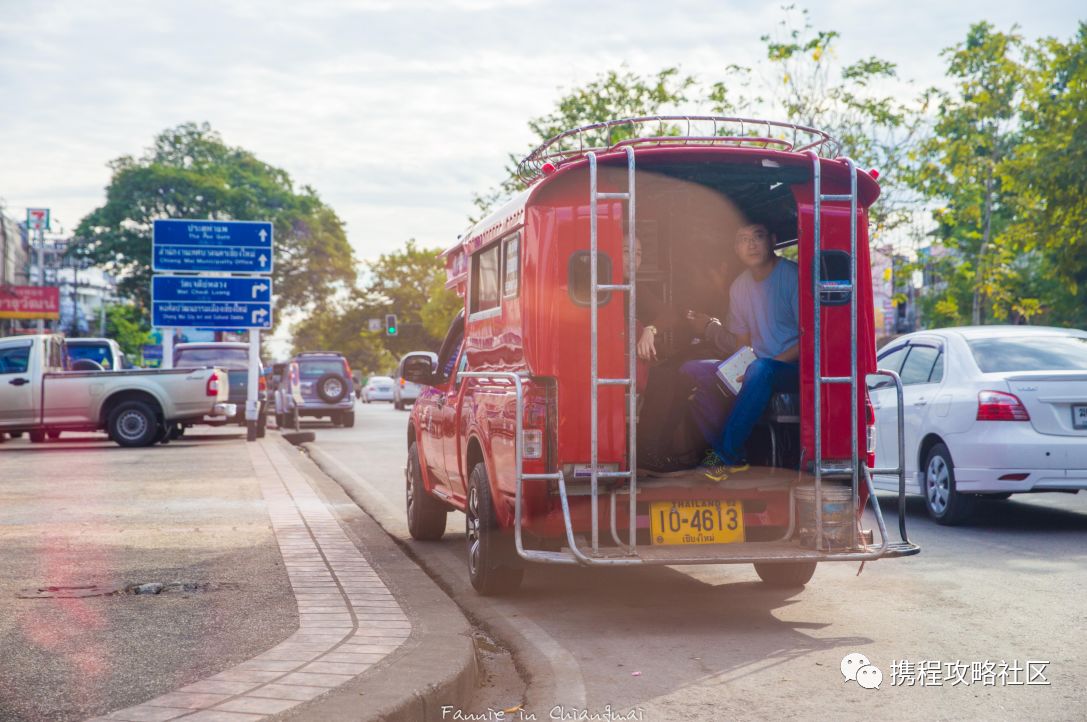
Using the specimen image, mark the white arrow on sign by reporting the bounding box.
[259,229,268,243]
[258,254,268,267]
[251,282,269,299]
[251,308,269,324]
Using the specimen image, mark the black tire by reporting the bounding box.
[923,442,975,525]
[342,412,355,428]
[406,442,448,541]
[330,412,343,427]
[29,430,46,444]
[466,462,524,595]
[107,401,160,447]
[754,562,817,587]
[11,431,24,438]
[47,430,61,440]
[316,373,348,404]
[166,423,184,441]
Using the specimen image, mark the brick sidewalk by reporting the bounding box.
[91,438,413,722]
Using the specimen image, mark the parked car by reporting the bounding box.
[869,325,1087,524]
[0,334,233,447]
[66,337,129,370]
[393,364,423,411]
[361,376,395,403]
[174,342,267,433]
[278,352,355,428]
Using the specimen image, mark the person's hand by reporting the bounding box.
[637,327,657,361]
[686,310,712,335]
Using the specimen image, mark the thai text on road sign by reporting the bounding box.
[152,276,272,329]
[152,219,273,273]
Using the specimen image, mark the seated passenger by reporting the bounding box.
[680,222,799,481]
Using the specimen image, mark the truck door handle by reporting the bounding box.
[9,377,29,386]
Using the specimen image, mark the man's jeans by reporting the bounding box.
[680,357,799,465]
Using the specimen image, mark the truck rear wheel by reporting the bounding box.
[108,400,160,447]
[466,462,523,595]
[29,430,46,444]
[754,562,817,587]
[406,442,447,541]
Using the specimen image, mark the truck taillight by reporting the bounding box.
[522,380,556,466]
[977,390,1030,421]
[343,359,352,379]
[399,377,405,387]
[206,372,220,397]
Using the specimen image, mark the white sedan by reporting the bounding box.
[361,376,395,403]
[870,325,1087,525]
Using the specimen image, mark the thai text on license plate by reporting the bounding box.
[1073,404,1087,429]
[649,500,744,546]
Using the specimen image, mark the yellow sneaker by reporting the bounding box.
[699,451,730,482]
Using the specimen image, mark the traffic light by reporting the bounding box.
[385,313,398,336]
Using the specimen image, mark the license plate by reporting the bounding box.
[649,500,744,546]
[1073,404,1087,429]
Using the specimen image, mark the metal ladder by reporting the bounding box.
[587,147,639,555]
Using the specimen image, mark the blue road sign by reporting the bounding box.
[153,219,273,273]
[152,276,273,329]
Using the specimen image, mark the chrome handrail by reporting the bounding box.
[519,115,842,183]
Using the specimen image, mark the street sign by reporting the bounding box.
[0,286,60,319]
[152,276,272,329]
[152,219,273,273]
[26,208,50,232]
[140,344,163,367]
[368,318,382,333]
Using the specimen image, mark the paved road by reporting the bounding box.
[308,401,1087,721]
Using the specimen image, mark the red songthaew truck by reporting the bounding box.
[401,117,919,594]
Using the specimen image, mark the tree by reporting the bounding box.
[104,304,154,359]
[710,6,927,239]
[1002,23,1087,324]
[472,67,695,220]
[292,239,459,367]
[910,23,1029,325]
[75,122,356,324]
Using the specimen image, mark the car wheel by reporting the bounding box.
[46,430,61,440]
[29,430,46,444]
[406,442,447,541]
[108,401,160,448]
[342,412,355,428]
[754,562,817,587]
[466,462,524,595]
[924,442,975,525]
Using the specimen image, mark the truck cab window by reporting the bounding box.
[471,243,501,314]
[0,343,31,374]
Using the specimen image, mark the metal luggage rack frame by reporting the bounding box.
[517,115,843,183]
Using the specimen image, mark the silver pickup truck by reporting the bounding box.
[0,334,235,447]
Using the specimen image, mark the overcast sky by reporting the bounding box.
[0,0,1081,263]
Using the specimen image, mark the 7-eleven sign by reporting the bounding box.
[27,208,50,232]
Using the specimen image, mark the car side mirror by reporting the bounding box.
[401,352,439,386]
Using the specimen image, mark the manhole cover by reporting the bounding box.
[17,584,123,599]
[123,581,240,595]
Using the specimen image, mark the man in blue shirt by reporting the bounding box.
[680,222,799,481]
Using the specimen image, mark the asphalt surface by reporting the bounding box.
[308,400,1087,722]
[0,428,297,722]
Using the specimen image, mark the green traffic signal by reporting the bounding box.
[385,313,398,336]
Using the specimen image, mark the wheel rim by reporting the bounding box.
[325,379,343,397]
[926,454,950,514]
[406,458,416,516]
[467,486,481,577]
[117,410,148,441]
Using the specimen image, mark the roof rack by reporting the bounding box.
[517,115,842,184]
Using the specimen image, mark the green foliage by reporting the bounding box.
[75,122,356,325]
[292,240,459,369]
[104,304,154,359]
[472,67,695,220]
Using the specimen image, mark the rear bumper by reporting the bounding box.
[298,401,354,416]
[199,403,238,423]
[946,424,1087,493]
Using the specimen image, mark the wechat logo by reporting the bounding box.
[841,652,883,690]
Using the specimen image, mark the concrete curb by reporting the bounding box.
[301,442,567,714]
[273,435,479,721]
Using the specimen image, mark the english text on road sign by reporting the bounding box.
[152,276,273,329]
[152,219,273,273]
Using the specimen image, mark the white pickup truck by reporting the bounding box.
[0,334,235,447]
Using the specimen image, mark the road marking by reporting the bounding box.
[89,439,409,721]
